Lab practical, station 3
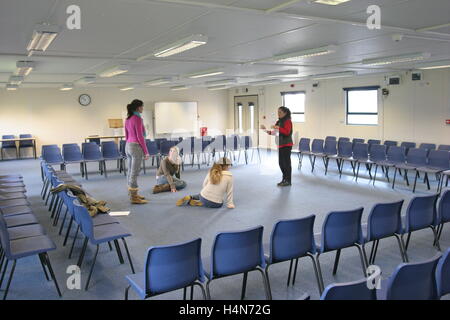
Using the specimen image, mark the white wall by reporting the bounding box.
[228,69,450,149]
[0,87,228,157]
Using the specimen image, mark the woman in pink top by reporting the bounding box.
[125,99,149,204]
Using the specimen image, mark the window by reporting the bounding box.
[237,103,243,134]
[281,91,305,123]
[249,102,254,133]
[345,86,380,125]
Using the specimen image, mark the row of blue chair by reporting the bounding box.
[298,137,450,192]
[1,134,35,160]
[124,191,450,300]
[0,174,61,299]
[40,162,135,290]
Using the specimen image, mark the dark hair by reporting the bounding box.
[278,106,291,120]
[126,99,143,119]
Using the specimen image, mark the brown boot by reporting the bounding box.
[128,188,146,200]
[129,188,148,204]
[152,184,171,194]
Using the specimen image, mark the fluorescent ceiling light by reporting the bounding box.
[362,52,431,66]
[27,24,59,52]
[171,85,188,91]
[76,76,96,85]
[120,85,135,91]
[274,45,337,62]
[416,60,450,70]
[15,61,35,76]
[188,69,224,79]
[205,79,237,86]
[144,78,172,86]
[311,71,356,80]
[137,34,208,60]
[6,84,19,91]
[60,84,74,91]
[261,69,299,78]
[9,76,24,85]
[208,85,229,91]
[313,0,352,5]
[248,79,282,86]
[99,64,129,78]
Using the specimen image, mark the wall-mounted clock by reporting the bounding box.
[79,94,91,106]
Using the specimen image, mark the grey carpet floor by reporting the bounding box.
[0,150,448,300]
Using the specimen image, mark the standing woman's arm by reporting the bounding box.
[134,117,149,155]
[225,177,235,208]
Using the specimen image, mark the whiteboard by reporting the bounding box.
[154,102,198,134]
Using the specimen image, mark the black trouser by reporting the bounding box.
[278,146,292,183]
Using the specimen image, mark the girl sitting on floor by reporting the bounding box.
[153,146,186,193]
[176,157,235,209]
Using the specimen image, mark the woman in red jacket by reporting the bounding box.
[261,106,293,186]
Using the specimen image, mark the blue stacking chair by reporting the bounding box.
[414,150,450,193]
[400,141,416,155]
[419,143,437,153]
[402,194,440,253]
[81,142,105,180]
[376,146,405,184]
[365,200,407,264]
[377,254,441,300]
[146,140,160,169]
[264,215,322,294]
[297,138,311,169]
[352,138,365,149]
[124,238,207,300]
[338,137,350,143]
[160,140,175,157]
[438,144,450,151]
[18,134,34,159]
[367,139,381,154]
[315,208,368,291]
[204,226,271,300]
[436,189,450,246]
[353,143,372,181]
[62,143,85,176]
[332,140,354,178]
[72,200,134,290]
[436,248,450,299]
[370,144,387,184]
[0,214,61,299]
[242,136,260,164]
[119,140,127,175]
[1,135,18,160]
[309,139,325,172]
[392,148,427,189]
[325,136,336,141]
[320,278,377,300]
[322,139,337,175]
[225,135,240,162]
[41,145,65,171]
[154,138,167,152]
[101,141,123,178]
[384,140,398,149]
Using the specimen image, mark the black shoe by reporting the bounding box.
[279,181,292,187]
[277,180,286,186]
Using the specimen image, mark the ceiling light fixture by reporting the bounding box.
[188,69,224,79]
[261,69,299,78]
[416,60,450,70]
[310,71,356,80]
[207,85,229,91]
[274,45,337,62]
[76,76,96,85]
[60,84,74,91]
[6,84,19,91]
[248,79,282,86]
[171,85,188,91]
[313,0,352,5]
[8,76,24,85]
[362,52,431,66]
[119,85,135,91]
[205,79,237,86]
[99,64,129,78]
[15,61,35,76]
[143,78,172,86]
[26,24,59,52]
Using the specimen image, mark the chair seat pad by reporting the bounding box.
[0,182,25,188]
[0,198,30,209]
[4,214,38,228]
[0,178,23,183]
[125,272,147,299]
[0,187,27,193]
[395,164,416,170]
[0,174,23,179]
[8,224,45,241]
[0,192,27,201]
[90,223,131,244]
[92,214,119,226]
[415,166,445,174]
[8,235,56,260]
[1,205,33,217]
[375,161,396,167]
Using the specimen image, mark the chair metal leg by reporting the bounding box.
[58,208,69,235]
[240,272,248,300]
[122,238,135,274]
[314,254,325,294]
[371,240,379,264]
[400,234,409,262]
[292,258,299,285]
[125,285,131,300]
[63,216,74,247]
[44,253,62,297]
[0,259,10,288]
[85,244,99,290]
[264,265,273,300]
[205,279,212,300]
[193,281,208,300]
[77,237,89,267]
[355,244,368,277]
[332,249,341,275]
[38,253,50,281]
[431,226,441,251]
[356,163,361,181]
[190,285,194,300]
[392,168,397,189]
[68,225,80,259]
[113,239,124,264]
[2,260,16,300]
[394,234,407,263]
[183,287,187,300]
[307,253,323,295]
[286,259,293,286]
[373,165,378,185]
[413,171,419,193]
[255,267,272,300]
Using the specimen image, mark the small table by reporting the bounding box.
[0,137,37,160]
[85,135,125,145]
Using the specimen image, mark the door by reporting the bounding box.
[234,95,259,146]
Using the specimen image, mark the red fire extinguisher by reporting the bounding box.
[200,127,208,136]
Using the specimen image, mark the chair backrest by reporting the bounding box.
[405,194,439,232]
[144,238,204,295]
[119,140,127,157]
[427,150,450,170]
[406,148,427,166]
[146,140,159,156]
[321,208,364,252]
[369,144,387,162]
[41,145,64,164]
[1,135,16,148]
[298,138,310,153]
[72,199,94,238]
[352,138,365,148]
[419,143,436,152]
[352,143,369,160]
[82,142,102,160]
[337,141,353,158]
[324,139,337,156]
[210,226,265,278]
[215,135,226,151]
[436,248,450,298]
[269,215,316,263]
[226,136,239,151]
[438,189,450,224]
[366,200,404,241]
[386,254,441,300]
[320,278,377,300]
[242,136,252,150]
[367,139,381,153]
[101,141,121,158]
[325,136,336,141]
[338,137,350,143]
[19,134,33,147]
[386,146,406,163]
[384,140,398,147]
[0,213,12,258]
[62,144,83,162]
[311,139,324,154]
[154,138,167,151]
[438,144,450,151]
[401,141,416,154]
[160,140,175,156]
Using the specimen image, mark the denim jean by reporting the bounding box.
[156,176,187,190]
[191,194,223,208]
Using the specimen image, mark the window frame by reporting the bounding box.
[344,86,380,126]
[281,91,306,123]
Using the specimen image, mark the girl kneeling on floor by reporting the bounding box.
[177,157,235,209]
[153,146,186,193]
